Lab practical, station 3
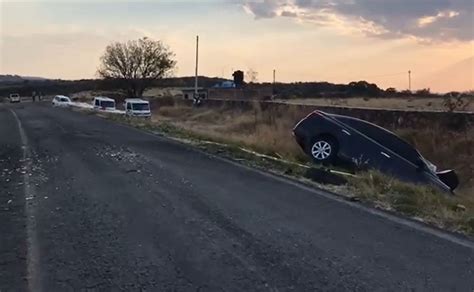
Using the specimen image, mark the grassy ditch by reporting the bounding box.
[350,172,474,235]
[96,104,473,237]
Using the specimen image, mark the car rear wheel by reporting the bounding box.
[309,136,338,163]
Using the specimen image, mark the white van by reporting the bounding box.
[9,93,20,103]
[93,96,116,111]
[124,98,151,117]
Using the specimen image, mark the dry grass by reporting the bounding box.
[350,171,474,234]
[278,97,474,112]
[143,87,183,98]
[397,127,474,199]
[154,103,307,161]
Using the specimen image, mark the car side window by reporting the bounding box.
[127,103,132,110]
[337,117,420,164]
[95,99,100,106]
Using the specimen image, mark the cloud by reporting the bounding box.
[417,10,460,27]
[243,0,474,42]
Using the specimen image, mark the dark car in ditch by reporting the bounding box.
[293,110,459,193]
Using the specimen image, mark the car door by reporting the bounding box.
[331,116,424,182]
[325,115,381,168]
[126,102,132,115]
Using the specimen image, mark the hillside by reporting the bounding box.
[0,74,48,84]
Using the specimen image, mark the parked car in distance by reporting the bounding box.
[293,110,459,193]
[9,93,20,103]
[93,96,116,111]
[52,95,71,107]
[124,98,151,118]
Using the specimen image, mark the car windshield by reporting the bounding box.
[132,103,149,111]
[101,101,115,108]
[60,98,69,102]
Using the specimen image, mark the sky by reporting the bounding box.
[0,0,473,93]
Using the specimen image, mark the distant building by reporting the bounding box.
[180,84,272,101]
[212,80,236,88]
[232,70,244,87]
[181,88,208,100]
[208,86,273,100]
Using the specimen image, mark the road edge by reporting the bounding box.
[9,109,42,292]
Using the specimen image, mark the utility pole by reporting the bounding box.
[272,69,276,98]
[408,70,411,91]
[194,35,199,105]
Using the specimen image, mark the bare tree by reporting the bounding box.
[246,68,258,83]
[97,37,176,97]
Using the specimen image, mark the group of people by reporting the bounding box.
[32,91,43,102]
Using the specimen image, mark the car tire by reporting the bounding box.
[308,135,338,164]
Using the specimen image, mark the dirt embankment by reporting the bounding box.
[150,98,473,199]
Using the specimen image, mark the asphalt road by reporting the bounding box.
[1,102,473,291]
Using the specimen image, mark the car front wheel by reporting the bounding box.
[309,136,338,163]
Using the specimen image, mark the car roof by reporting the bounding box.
[94,96,115,101]
[125,98,148,103]
[55,95,70,99]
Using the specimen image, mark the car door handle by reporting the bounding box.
[342,129,351,135]
[381,151,391,158]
